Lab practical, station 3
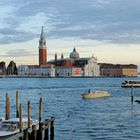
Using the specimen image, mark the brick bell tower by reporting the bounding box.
[39,26,47,66]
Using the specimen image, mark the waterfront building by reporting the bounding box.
[100,63,138,77]
[48,48,100,77]
[56,66,82,77]
[83,56,100,77]
[16,27,100,77]
[18,27,55,77]
[17,26,138,78]
[18,64,55,77]
[39,26,47,66]
[18,65,28,75]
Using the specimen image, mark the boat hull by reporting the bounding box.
[121,80,140,88]
[0,133,18,140]
[0,117,38,140]
[81,92,110,99]
[122,85,140,88]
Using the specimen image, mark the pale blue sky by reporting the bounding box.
[0,0,140,70]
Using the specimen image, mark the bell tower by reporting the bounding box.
[39,26,47,66]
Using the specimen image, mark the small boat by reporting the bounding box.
[81,90,110,99]
[121,80,140,88]
[0,118,38,140]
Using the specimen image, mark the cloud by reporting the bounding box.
[16,13,52,33]
[0,0,140,44]
[0,29,35,44]
[1,49,37,57]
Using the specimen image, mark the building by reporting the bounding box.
[48,48,100,77]
[39,26,47,66]
[100,63,137,77]
[18,64,55,77]
[17,26,138,78]
[18,27,55,77]
[83,56,100,77]
[56,66,82,77]
[17,27,100,77]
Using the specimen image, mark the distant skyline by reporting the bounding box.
[0,0,140,70]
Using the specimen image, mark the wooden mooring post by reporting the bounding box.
[22,100,35,140]
[131,85,134,103]
[5,93,10,120]
[16,90,19,118]
[30,125,37,140]
[27,100,31,140]
[37,97,43,140]
[44,119,49,140]
[19,103,23,132]
[19,103,23,140]
[4,95,55,140]
[43,117,55,140]
[50,116,55,140]
[23,128,28,140]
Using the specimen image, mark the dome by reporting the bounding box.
[69,48,80,59]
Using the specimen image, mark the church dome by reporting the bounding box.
[69,48,80,59]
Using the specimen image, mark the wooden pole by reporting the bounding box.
[23,128,28,140]
[7,95,10,120]
[44,119,49,140]
[5,93,8,120]
[28,101,31,128]
[37,97,43,140]
[30,125,37,140]
[50,117,54,139]
[19,103,22,132]
[39,97,42,124]
[16,90,19,118]
[131,85,134,103]
[6,93,10,120]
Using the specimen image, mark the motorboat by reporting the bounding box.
[81,90,110,99]
[0,117,38,140]
[121,80,140,88]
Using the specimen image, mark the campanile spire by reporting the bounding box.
[39,26,46,48]
[39,26,47,66]
[40,26,45,40]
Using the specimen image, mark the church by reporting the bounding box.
[18,27,100,77]
[48,48,100,77]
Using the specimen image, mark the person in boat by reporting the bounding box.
[88,89,92,93]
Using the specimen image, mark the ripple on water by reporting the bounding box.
[0,77,140,139]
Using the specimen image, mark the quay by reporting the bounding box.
[1,91,55,140]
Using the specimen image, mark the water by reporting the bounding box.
[0,77,140,140]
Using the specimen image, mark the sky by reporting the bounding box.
[0,0,140,70]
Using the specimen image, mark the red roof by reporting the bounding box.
[40,64,55,68]
[27,65,39,69]
[27,64,55,69]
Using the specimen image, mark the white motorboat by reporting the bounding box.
[0,118,38,140]
[81,90,110,99]
[121,80,140,87]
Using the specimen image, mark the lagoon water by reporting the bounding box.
[0,77,140,140]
